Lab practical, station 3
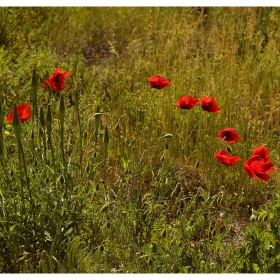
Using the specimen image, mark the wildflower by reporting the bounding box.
[5,102,31,123]
[218,128,242,143]
[243,156,274,181]
[214,149,241,167]
[243,146,274,181]
[42,68,71,92]
[176,95,199,110]
[252,146,272,162]
[148,76,172,89]
[201,96,221,112]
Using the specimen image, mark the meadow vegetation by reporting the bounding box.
[1,7,280,272]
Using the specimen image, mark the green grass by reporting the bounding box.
[1,6,280,273]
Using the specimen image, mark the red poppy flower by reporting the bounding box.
[148,76,172,89]
[5,102,31,123]
[214,149,241,167]
[201,96,221,112]
[252,146,271,162]
[243,155,274,181]
[176,95,199,110]
[42,68,71,92]
[218,128,242,143]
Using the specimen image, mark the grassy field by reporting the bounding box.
[1,7,280,273]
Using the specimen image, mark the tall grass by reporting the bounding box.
[0,7,280,272]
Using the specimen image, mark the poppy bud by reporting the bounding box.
[11,104,20,127]
[12,104,21,141]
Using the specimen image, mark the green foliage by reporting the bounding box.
[0,6,280,273]
[235,192,280,273]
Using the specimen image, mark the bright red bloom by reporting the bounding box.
[218,128,242,143]
[201,96,221,112]
[42,68,71,92]
[176,95,199,110]
[148,76,172,89]
[214,149,241,167]
[252,146,271,162]
[5,102,31,123]
[243,155,274,181]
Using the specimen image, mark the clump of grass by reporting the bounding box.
[0,7,280,273]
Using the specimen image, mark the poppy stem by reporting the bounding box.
[17,143,26,216]
[25,121,36,163]
[0,151,9,182]
[31,67,38,165]
[149,90,154,114]
[46,105,57,186]
[31,66,38,121]
[0,98,4,156]
[74,89,83,176]
[0,100,9,181]
[19,141,28,182]
[221,135,227,143]
[235,177,249,210]
[173,113,203,170]
[93,105,101,153]
[59,93,68,196]
[15,128,35,228]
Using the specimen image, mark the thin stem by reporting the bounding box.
[17,143,26,220]
[0,157,9,181]
[46,105,56,184]
[74,89,83,176]
[173,113,203,170]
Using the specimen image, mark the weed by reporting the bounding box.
[0,7,280,273]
